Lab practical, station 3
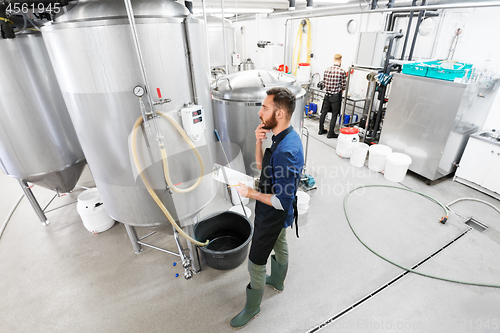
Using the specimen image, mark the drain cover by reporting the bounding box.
[465,218,488,232]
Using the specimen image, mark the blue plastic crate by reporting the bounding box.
[402,63,428,77]
[426,62,473,81]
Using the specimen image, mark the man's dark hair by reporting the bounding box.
[266,87,296,120]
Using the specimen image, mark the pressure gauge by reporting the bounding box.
[133,85,145,98]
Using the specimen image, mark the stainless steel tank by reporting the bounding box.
[212,70,306,177]
[206,15,236,74]
[0,31,85,193]
[41,0,217,228]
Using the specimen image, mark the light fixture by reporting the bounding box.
[289,0,296,10]
[306,0,313,8]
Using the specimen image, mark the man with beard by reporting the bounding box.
[230,87,304,329]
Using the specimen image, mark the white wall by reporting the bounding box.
[234,6,500,130]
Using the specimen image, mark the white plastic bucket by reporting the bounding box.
[297,191,310,210]
[228,205,252,218]
[298,207,308,215]
[336,128,360,158]
[368,144,393,172]
[384,153,412,182]
[350,143,369,167]
[77,188,115,234]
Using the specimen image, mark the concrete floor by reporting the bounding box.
[1,116,500,333]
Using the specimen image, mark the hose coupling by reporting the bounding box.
[184,268,193,280]
[439,215,449,224]
[154,98,171,106]
[182,257,191,269]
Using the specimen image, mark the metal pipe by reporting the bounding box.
[124,224,143,254]
[138,231,156,241]
[408,0,427,61]
[185,222,201,273]
[400,0,418,60]
[340,65,353,128]
[269,1,500,19]
[123,0,153,112]
[137,241,182,257]
[173,227,193,279]
[384,34,404,74]
[221,0,229,74]
[283,20,289,74]
[123,0,161,140]
[42,193,58,212]
[363,80,377,143]
[302,126,310,175]
[184,18,200,104]
[44,200,78,213]
[18,180,48,225]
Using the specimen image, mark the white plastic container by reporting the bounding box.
[228,205,252,218]
[296,63,311,84]
[384,153,412,182]
[368,144,393,172]
[336,127,360,158]
[77,188,115,234]
[350,143,369,167]
[297,191,310,210]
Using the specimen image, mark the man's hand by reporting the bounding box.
[235,183,250,198]
[255,123,270,144]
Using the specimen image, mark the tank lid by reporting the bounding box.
[55,0,189,23]
[340,127,359,135]
[212,70,304,102]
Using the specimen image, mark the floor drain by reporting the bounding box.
[465,218,488,232]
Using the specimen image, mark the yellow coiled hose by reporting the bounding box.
[292,18,312,76]
[131,112,209,247]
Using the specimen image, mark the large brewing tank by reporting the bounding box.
[41,0,218,228]
[212,70,306,177]
[0,31,86,193]
[206,15,236,74]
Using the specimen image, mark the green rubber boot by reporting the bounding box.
[265,255,288,292]
[230,283,265,329]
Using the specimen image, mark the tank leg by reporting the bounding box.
[185,217,201,274]
[124,224,143,254]
[18,180,48,226]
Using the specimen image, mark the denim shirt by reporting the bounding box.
[269,126,304,228]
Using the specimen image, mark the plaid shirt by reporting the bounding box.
[323,65,346,94]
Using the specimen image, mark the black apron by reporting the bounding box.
[249,127,299,266]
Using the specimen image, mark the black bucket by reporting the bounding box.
[194,211,253,270]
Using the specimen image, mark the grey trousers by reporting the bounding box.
[248,228,288,290]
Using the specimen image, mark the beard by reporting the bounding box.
[260,111,278,130]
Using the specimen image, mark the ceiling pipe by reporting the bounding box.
[268,1,500,19]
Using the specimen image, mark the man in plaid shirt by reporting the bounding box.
[318,54,346,138]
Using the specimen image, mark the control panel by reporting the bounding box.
[181,105,206,138]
